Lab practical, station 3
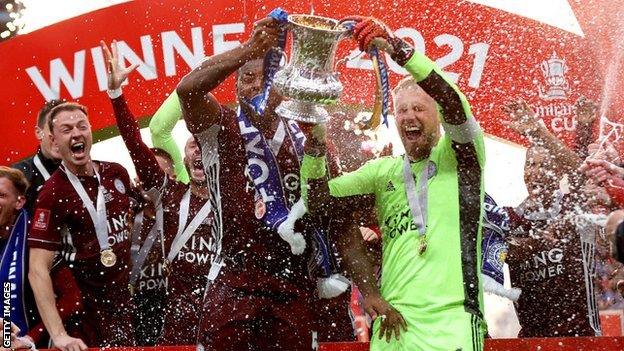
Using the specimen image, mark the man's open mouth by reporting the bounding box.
[70,141,86,156]
[404,125,423,141]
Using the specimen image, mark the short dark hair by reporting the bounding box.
[37,99,65,129]
[150,148,173,164]
[48,102,89,133]
[0,166,29,196]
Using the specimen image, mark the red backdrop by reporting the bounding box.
[1,0,622,163]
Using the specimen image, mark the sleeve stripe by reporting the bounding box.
[28,238,61,244]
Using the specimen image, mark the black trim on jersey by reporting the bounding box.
[616,221,624,264]
[418,69,483,318]
[417,71,467,125]
[452,140,483,319]
[471,314,484,351]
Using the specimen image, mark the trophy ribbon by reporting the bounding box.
[367,48,390,130]
[250,7,289,116]
[339,20,390,130]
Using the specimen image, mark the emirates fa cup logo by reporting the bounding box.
[538,51,570,100]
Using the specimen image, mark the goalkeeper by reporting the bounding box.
[300,17,487,351]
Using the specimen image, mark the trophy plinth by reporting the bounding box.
[273,15,348,124]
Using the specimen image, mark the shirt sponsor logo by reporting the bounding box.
[177,236,216,265]
[32,209,50,230]
[105,213,130,246]
[519,248,565,282]
[138,262,168,291]
[383,207,418,239]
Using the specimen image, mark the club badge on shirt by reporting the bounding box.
[32,209,50,230]
[255,198,266,219]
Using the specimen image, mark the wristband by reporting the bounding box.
[387,37,415,66]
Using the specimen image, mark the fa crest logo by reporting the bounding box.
[538,51,570,101]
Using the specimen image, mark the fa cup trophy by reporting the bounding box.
[273,15,350,124]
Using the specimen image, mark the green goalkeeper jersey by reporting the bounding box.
[301,51,487,350]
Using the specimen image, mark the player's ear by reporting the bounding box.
[49,132,60,152]
[15,195,26,211]
[35,126,44,141]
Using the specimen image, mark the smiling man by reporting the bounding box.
[300,17,486,351]
[27,102,135,349]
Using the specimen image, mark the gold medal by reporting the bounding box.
[128,284,135,296]
[100,249,117,267]
[418,235,427,256]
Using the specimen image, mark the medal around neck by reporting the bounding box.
[100,249,117,267]
[418,235,428,255]
[273,14,350,124]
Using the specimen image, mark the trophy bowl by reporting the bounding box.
[273,14,349,124]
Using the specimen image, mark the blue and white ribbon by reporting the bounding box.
[250,7,289,116]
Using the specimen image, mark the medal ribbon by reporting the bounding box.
[166,189,212,263]
[130,211,144,259]
[62,163,110,254]
[33,154,51,180]
[129,202,163,287]
[402,155,431,238]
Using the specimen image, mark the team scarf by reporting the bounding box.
[237,95,306,253]
[0,209,29,334]
[237,92,349,297]
[481,194,521,301]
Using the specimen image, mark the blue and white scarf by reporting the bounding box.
[237,96,307,254]
[0,209,29,334]
[482,194,521,301]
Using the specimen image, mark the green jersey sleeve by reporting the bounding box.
[149,90,190,184]
[403,51,485,167]
[300,154,380,208]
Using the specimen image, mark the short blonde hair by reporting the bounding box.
[391,77,434,112]
[0,166,29,196]
[392,76,421,98]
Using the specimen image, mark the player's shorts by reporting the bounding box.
[370,308,486,351]
[196,280,316,351]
